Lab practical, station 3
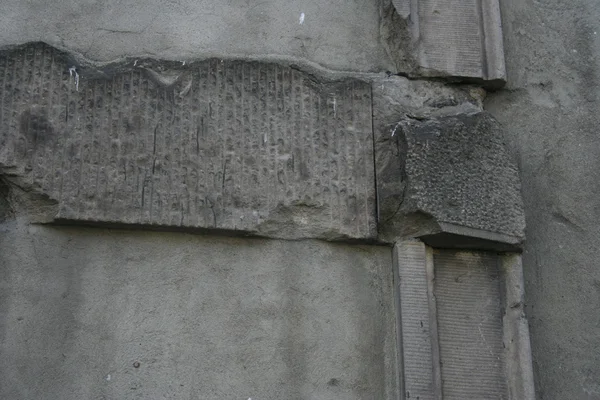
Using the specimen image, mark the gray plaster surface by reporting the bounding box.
[486,0,600,398]
[0,221,397,400]
[0,0,394,73]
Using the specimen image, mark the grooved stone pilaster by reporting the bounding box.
[393,240,439,400]
[416,0,505,81]
[433,250,507,399]
[384,0,506,84]
[393,242,532,400]
[0,43,376,240]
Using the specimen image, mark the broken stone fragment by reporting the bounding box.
[374,96,525,250]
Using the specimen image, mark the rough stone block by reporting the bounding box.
[0,43,376,240]
[374,80,525,249]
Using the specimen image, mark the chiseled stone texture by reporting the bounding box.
[382,0,506,84]
[373,78,525,246]
[0,43,376,240]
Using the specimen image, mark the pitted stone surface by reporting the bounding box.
[0,43,376,240]
[399,112,524,238]
[373,80,525,246]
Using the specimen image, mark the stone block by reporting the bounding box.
[0,43,376,240]
[382,0,506,84]
[392,242,535,400]
[374,80,525,249]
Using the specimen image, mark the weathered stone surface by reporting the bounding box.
[382,0,506,84]
[0,43,376,240]
[393,241,534,400]
[434,250,508,399]
[374,79,525,248]
[393,241,439,400]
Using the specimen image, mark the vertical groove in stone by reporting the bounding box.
[403,0,505,81]
[0,43,375,239]
[42,45,54,193]
[419,0,483,77]
[0,52,6,161]
[434,250,508,400]
[30,45,42,185]
[394,241,436,400]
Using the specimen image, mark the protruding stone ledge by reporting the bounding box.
[373,79,525,251]
[0,43,376,241]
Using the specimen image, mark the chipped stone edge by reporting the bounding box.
[501,254,536,400]
[0,42,381,244]
[481,0,507,81]
[0,41,391,84]
[387,0,506,86]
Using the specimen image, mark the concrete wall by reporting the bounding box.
[486,0,600,398]
[0,221,397,399]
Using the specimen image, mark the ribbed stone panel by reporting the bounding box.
[389,0,506,82]
[394,241,436,400]
[0,43,376,239]
[433,250,508,400]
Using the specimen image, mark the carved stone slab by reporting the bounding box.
[416,0,506,81]
[384,0,506,84]
[0,43,376,240]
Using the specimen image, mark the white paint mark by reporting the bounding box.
[572,49,578,53]
[391,121,402,137]
[179,78,193,97]
[68,66,79,91]
[299,12,305,24]
[182,61,186,66]
[105,374,111,381]
[263,133,268,144]
[134,60,138,66]
[332,97,337,117]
